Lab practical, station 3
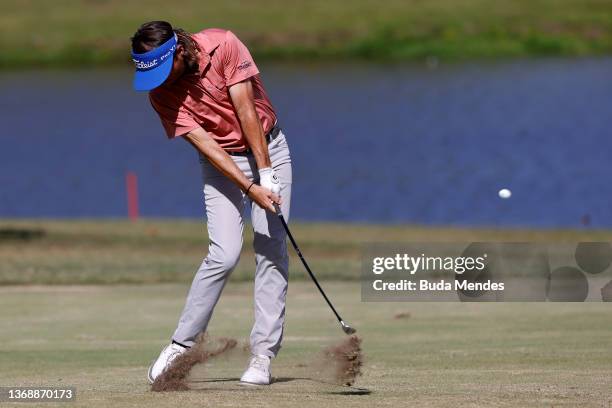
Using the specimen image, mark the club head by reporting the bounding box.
[340,320,356,335]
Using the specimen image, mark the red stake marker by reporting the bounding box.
[126,172,139,221]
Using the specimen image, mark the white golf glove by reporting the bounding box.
[258,167,281,195]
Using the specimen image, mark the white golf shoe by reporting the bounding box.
[240,355,272,385]
[147,342,188,384]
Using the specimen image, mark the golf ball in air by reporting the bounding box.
[498,188,512,199]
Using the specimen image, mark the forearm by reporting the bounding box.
[229,79,271,170]
[183,128,252,192]
[239,110,271,169]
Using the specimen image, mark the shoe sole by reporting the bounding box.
[239,377,272,386]
[239,381,269,386]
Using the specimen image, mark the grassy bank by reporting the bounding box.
[1,218,612,285]
[1,283,611,406]
[1,0,612,67]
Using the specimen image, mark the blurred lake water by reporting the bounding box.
[1,58,610,227]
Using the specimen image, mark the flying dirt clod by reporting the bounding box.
[322,335,363,386]
[151,334,238,392]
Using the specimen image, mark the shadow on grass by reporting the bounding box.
[190,377,241,383]
[277,377,372,395]
[189,376,372,395]
[326,388,372,396]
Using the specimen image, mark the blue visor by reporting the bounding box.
[131,34,177,91]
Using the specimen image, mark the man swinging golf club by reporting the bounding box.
[130,21,292,386]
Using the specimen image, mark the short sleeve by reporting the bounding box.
[149,92,200,139]
[222,30,260,86]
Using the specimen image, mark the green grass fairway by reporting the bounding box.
[3,219,612,285]
[1,282,611,407]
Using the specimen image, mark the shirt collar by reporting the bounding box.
[195,33,222,76]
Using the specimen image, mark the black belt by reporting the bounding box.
[227,124,281,156]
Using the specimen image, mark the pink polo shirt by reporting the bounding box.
[149,28,277,152]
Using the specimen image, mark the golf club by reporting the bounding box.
[274,203,356,335]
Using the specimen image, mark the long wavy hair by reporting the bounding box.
[131,21,200,74]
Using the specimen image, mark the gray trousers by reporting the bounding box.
[172,131,292,358]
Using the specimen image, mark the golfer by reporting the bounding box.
[130,21,292,386]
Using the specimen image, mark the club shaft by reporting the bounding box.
[275,210,344,323]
